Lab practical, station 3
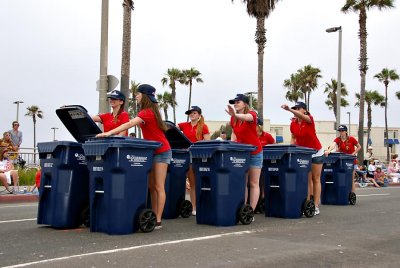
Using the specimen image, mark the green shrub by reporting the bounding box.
[18,168,37,186]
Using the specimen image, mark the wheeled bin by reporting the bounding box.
[262,144,316,218]
[190,141,255,226]
[37,105,101,228]
[162,121,192,219]
[83,137,161,235]
[321,152,356,205]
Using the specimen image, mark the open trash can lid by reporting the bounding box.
[164,121,192,149]
[56,105,102,143]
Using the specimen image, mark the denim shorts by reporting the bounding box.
[153,150,172,164]
[312,148,324,164]
[249,152,263,169]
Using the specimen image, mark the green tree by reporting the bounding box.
[161,68,182,124]
[157,91,175,121]
[355,90,385,153]
[341,0,395,162]
[25,105,44,163]
[374,68,399,162]
[396,91,400,99]
[283,73,303,103]
[297,65,322,109]
[324,79,349,120]
[128,81,140,118]
[120,0,134,99]
[180,68,203,121]
[232,0,281,121]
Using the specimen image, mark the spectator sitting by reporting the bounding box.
[373,167,386,187]
[367,159,376,178]
[129,132,137,138]
[215,131,227,141]
[0,150,19,194]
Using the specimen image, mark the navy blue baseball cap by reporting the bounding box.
[229,94,250,105]
[291,101,307,110]
[107,90,125,101]
[185,106,202,115]
[257,118,263,126]
[138,84,158,103]
[337,125,348,131]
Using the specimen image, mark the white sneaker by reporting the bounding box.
[314,207,320,216]
[192,210,196,216]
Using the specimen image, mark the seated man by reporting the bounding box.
[0,150,19,193]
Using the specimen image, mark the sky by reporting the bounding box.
[1,0,399,149]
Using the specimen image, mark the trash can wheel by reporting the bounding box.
[80,206,90,227]
[138,209,157,233]
[349,192,356,205]
[302,199,315,218]
[179,200,193,218]
[237,204,254,225]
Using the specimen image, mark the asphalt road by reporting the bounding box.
[1,187,399,268]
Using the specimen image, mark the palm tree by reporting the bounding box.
[156,91,175,121]
[232,0,281,121]
[297,65,322,109]
[25,105,43,163]
[120,0,134,100]
[341,0,395,162]
[128,81,140,118]
[161,68,182,124]
[180,68,204,121]
[355,90,385,153]
[396,91,400,99]
[283,73,303,103]
[324,79,349,120]
[374,68,399,162]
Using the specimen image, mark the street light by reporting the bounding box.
[326,26,342,131]
[51,127,59,141]
[13,100,24,122]
[346,111,351,136]
[245,91,257,109]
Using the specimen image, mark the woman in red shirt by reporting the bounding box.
[226,94,263,213]
[92,90,130,136]
[256,118,275,146]
[178,106,210,216]
[325,124,361,193]
[281,102,323,216]
[96,84,171,229]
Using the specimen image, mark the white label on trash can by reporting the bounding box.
[268,167,279,171]
[93,166,103,171]
[346,162,354,169]
[324,169,333,172]
[199,167,210,172]
[96,155,102,161]
[297,158,310,168]
[230,157,246,168]
[126,155,148,167]
[44,163,53,168]
[68,110,85,119]
[271,159,277,164]
[201,158,208,162]
[172,158,186,168]
[46,154,52,159]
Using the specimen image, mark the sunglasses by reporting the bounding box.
[13,124,19,126]
[292,107,301,110]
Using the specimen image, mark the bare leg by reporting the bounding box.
[151,162,168,223]
[311,163,323,208]
[307,171,313,200]
[248,167,261,210]
[187,165,196,211]
[351,170,356,192]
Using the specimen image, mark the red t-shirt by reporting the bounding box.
[334,136,358,155]
[290,114,322,150]
[137,109,171,154]
[259,131,275,146]
[35,170,41,188]
[178,122,210,143]
[99,111,130,135]
[230,111,262,155]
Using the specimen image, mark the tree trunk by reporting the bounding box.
[367,103,372,154]
[187,80,193,122]
[255,17,265,120]
[33,116,37,164]
[357,7,368,163]
[171,86,176,124]
[120,1,132,100]
[385,84,389,162]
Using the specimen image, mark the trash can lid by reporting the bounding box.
[190,140,256,158]
[323,152,356,164]
[83,137,162,156]
[38,141,82,154]
[164,121,192,149]
[56,105,102,143]
[262,144,317,159]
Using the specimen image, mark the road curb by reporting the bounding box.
[0,194,39,204]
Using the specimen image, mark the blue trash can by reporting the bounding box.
[190,141,255,226]
[37,105,102,228]
[37,141,90,228]
[321,152,356,205]
[262,145,316,219]
[83,137,161,235]
[162,121,192,219]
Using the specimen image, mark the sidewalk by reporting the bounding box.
[0,186,39,203]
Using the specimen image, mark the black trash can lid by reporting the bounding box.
[56,105,102,143]
[164,121,192,149]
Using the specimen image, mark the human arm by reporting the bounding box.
[92,115,102,123]
[280,104,312,123]
[324,142,338,156]
[225,105,254,122]
[353,142,362,156]
[96,117,143,138]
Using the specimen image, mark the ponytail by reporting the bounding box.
[196,116,205,141]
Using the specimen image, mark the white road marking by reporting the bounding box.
[0,218,37,224]
[3,230,254,268]
[357,193,390,197]
[0,204,37,209]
